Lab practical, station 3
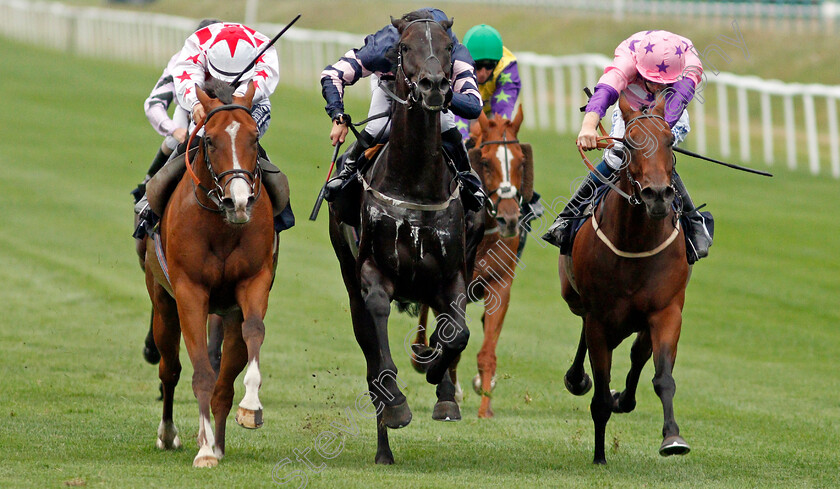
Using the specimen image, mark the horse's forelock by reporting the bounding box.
[204,78,235,104]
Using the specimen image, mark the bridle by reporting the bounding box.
[379,19,452,109]
[578,112,675,207]
[479,129,523,216]
[185,104,263,213]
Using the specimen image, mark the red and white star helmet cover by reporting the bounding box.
[205,24,260,83]
[633,31,687,84]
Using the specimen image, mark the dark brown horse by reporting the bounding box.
[410,108,534,418]
[144,81,278,467]
[560,93,691,464]
[328,16,472,464]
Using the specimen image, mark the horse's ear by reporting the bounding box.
[391,16,407,33]
[510,105,524,136]
[477,110,490,137]
[651,88,668,117]
[234,80,257,109]
[618,92,637,120]
[196,84,211,109]
[439,17,453,31]
[469,119,482,146]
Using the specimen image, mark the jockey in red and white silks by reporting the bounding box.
[172,22,279,138]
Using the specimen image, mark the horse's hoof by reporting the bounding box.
[193,455,219,468]
[593,457,607,465]
[610,389,635,413]
[410,344,433,373]
[432,400,461,422]
[659,435,691,457]
[375,450,395,465]
[382,401,412,429]
[235,407,263,429]
[155,434,182,450]
[143,345,161,365]
[564,371,592,396]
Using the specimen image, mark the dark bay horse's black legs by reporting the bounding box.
[586,318,614,465]
[207,315,224,375]
[564,323,592,396]
[651,307,689,456]
[613,330,652,413]
[425,278,470,385]
[151,281,182,450]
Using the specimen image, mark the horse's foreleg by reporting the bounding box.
[586,318,614,465]
[426,276,470,385]
[650,306,690,457]
[359,261,411,430]
[173,284,218,467]
[211,311,247,459]
[564,323,592,396]
[475,277,510,418]
[207,314,224,375]
[234,270,272,431]
[613,330,652,414]
[432,369,461,421]
[151,282,182,451]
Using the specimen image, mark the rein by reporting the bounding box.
[185,103,263,213]
[584,112,682,258]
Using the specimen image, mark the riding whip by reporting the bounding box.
[580,87,773,177]
[231,14,301,86]
[308,141,343,221]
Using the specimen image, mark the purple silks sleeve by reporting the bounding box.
[664,78,696,127]
[585,83,619,119]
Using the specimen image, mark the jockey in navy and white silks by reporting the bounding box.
[318,8,486,211]
[172,22,279,139]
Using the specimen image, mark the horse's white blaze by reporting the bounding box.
[239,359,263,410]
[495,145,518,199]
[224,120,251,210]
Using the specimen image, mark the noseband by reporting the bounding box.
[185,104,262,213]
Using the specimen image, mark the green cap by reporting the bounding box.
[463,24,503,62]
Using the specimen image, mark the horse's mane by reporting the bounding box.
[384,9,436,69]
[203,78,235,104]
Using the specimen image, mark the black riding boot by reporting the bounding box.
[442,127,485,212]
[131,148,170,204]
[673,172,713,262]
[542,164,613,253]
[324,132,373,202]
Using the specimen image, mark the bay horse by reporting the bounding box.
[410,108,534,418]
[328,16,472,464]
[560,93,691,465]
[144,81,277,467]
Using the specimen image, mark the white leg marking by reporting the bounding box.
[194,414,218,465]
[224,121,251,212]
[239,358,263,410]
[156,419,182,450]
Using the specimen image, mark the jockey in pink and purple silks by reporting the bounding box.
[543,30,713,263]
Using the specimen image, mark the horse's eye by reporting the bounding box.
[447,43,454,52]
[400,44,408,53]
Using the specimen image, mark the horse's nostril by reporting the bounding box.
[221,198,235,210]
[418,78,433,92]
[663,186,675,200]
[640,187,656,201]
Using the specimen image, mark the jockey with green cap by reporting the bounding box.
[455,24,521,138]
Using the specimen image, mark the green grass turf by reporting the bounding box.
[0,37,839,488]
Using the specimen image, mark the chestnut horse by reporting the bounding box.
[328,16,472,464]
[410,108,534,418]
[560,93,691,464]
[144,81,277,467]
